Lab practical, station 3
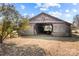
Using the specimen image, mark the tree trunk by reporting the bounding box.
[0,36,3,44]
[0,41,6,55]
[0,39,3,43]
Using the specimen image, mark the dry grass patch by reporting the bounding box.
[3,36,79,56]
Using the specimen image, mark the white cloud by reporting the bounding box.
[46,3,61,8]
[49,11,71,18]
[49,11,72,23]
[65,10,69,13]
[23,13,27,16]
[40,8,48,11]
[49,11,62,17]
[35,3,48,11]
[65,14,71,17]
[41,3,61,9]
[35,3,61,11]
[72,9,77,12]
[30,13,35,17]
[72,3,77,5]
[35,3,42,8]
[20,5,25,10]
[31,13,34,17]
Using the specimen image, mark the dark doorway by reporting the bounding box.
[35,23,53,35]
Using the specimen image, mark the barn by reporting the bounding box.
[29,12,71,36]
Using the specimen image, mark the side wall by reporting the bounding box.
[29,23,36,35]
[52,23,71,36]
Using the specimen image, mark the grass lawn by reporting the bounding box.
[2,34,79,56]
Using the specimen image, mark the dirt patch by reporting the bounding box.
[0,43,46,56]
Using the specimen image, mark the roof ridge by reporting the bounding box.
[30,12,71,24]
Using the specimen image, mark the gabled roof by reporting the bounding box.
[30,12,71,25]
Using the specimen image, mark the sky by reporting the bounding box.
[12,3,79,23]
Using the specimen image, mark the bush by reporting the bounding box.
[10,31,18,38]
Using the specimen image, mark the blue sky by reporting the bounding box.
[13,3,79,23]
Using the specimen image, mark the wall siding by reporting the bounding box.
[52,24,71,36]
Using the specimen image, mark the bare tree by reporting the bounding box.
[73,15,79,28]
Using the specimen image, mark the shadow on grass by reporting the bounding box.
[20,34,79,42]
[55,34,79,42]
[0,43,46,56]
